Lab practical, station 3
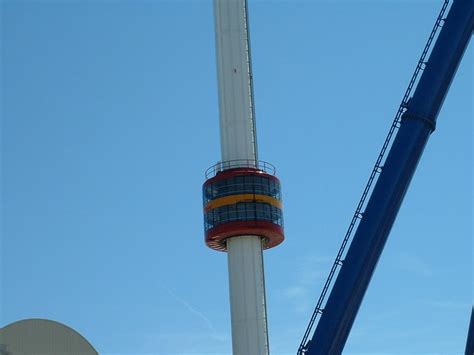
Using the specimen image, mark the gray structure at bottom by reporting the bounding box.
[0,319,98,355]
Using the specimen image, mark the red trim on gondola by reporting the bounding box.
[205,220,284,252]
[203,168,280,187]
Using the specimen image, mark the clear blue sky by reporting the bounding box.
[1,1,472,354]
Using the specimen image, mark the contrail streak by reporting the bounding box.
[162,285,221,338]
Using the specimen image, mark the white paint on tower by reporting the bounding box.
[214,0,258,165]
[213,1,269,354]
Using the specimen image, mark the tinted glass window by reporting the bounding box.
[228,204,237,221]
[205,201,283,230]
[236,203,246,220]
[204,174,282,206]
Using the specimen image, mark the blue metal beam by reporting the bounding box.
[465,307,474,355]
[306,1,474,353]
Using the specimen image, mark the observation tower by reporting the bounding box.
[202,1,284,354]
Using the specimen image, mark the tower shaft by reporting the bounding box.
[214,0,258,164]
[213,1,268,354]
[227,236,268,355]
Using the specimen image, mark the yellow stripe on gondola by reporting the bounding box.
[204,194,282,212]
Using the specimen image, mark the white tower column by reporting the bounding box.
[227,236,269,355]
[214,0,258,164]
[213,1,269,354]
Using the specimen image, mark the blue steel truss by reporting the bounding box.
[297,1,456,353]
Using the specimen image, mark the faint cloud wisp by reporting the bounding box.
[280,255,332,313]
[161,285,228,342]
[394,252,434,278]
